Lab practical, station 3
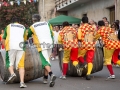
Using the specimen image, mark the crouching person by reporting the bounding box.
[78,16,96,80]
[27,14,56,87]
[2,17,27,88]
[58,21,81,79]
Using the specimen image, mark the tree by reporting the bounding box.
[0,1,38,31]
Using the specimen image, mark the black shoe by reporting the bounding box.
[86,75,91,80]
[80,63,87,69]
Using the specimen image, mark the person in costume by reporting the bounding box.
[111,22,120,66]
[2,17,27,88]
[94,20,120,79]
[78,16,96,80]
[58,21,81,79]
[27,14,56,87]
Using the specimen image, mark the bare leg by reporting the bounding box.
[45,66,51,73]
[19,68,25,83]
[44,69,48,76]
[8,66,14,75]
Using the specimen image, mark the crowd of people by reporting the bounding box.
[0,14,120,88]
[51,16,120,80]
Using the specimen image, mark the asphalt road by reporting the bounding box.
[0,60,120,90]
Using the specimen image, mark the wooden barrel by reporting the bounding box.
[58,43,104,76]
[0,45,44,83]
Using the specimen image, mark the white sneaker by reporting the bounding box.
[59,75,66,80]
[51,57,55,61]
[107,75,115,79]
[43,78,48,84]
[49,74,56,87]
[115,65,120,67]
[6,73,16,84]
[20,82,27,88]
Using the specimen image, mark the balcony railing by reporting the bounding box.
[55,0,78,10]
[55,0,70,8]
[55,0,91,11]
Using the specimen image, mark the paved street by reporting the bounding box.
[0,60,120,90]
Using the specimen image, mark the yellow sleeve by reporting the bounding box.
[24,29,28,41]
[58,35,62,44]
[49,24,54,36]
[78,28,82,40]
[94,33,101,40]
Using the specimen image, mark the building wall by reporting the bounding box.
[116,0,120,20]
[68,0,115,22]
[39,0,56,21]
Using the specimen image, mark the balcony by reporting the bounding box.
[55,0,91,11]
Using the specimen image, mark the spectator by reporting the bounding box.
[89,19,97,30]
[51,26,60,60]
[105,21,110,27]
[102,17,108,22]
[115,20,120,29]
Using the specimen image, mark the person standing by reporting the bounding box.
[78,16,96,80]
[94,20,120,79]
[2,17,27,88]
[51,26,60,60]
[89,19,97,31]
[27,14,56,87]
[116,20,120,29]
[111,22,120,66]
[58,21,81,79]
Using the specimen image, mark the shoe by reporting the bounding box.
[86,75,91,80]
[43,78,48,84]
[20,82,27,88]
[107,75,115,79]
[51,57,55,61]
[75,65,82,76]
[59,75,66,80]
[80,63,87,69]
[49,74,56,87]
[6,73,16,84]
[115,65,120,68]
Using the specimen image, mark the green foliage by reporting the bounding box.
[0,2,38,30]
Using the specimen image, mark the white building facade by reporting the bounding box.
[39,0,120,23]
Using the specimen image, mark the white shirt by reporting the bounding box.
[53,31,59,44]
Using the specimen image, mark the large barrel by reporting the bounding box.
[58,43,104,76]
[0,46,44,83]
